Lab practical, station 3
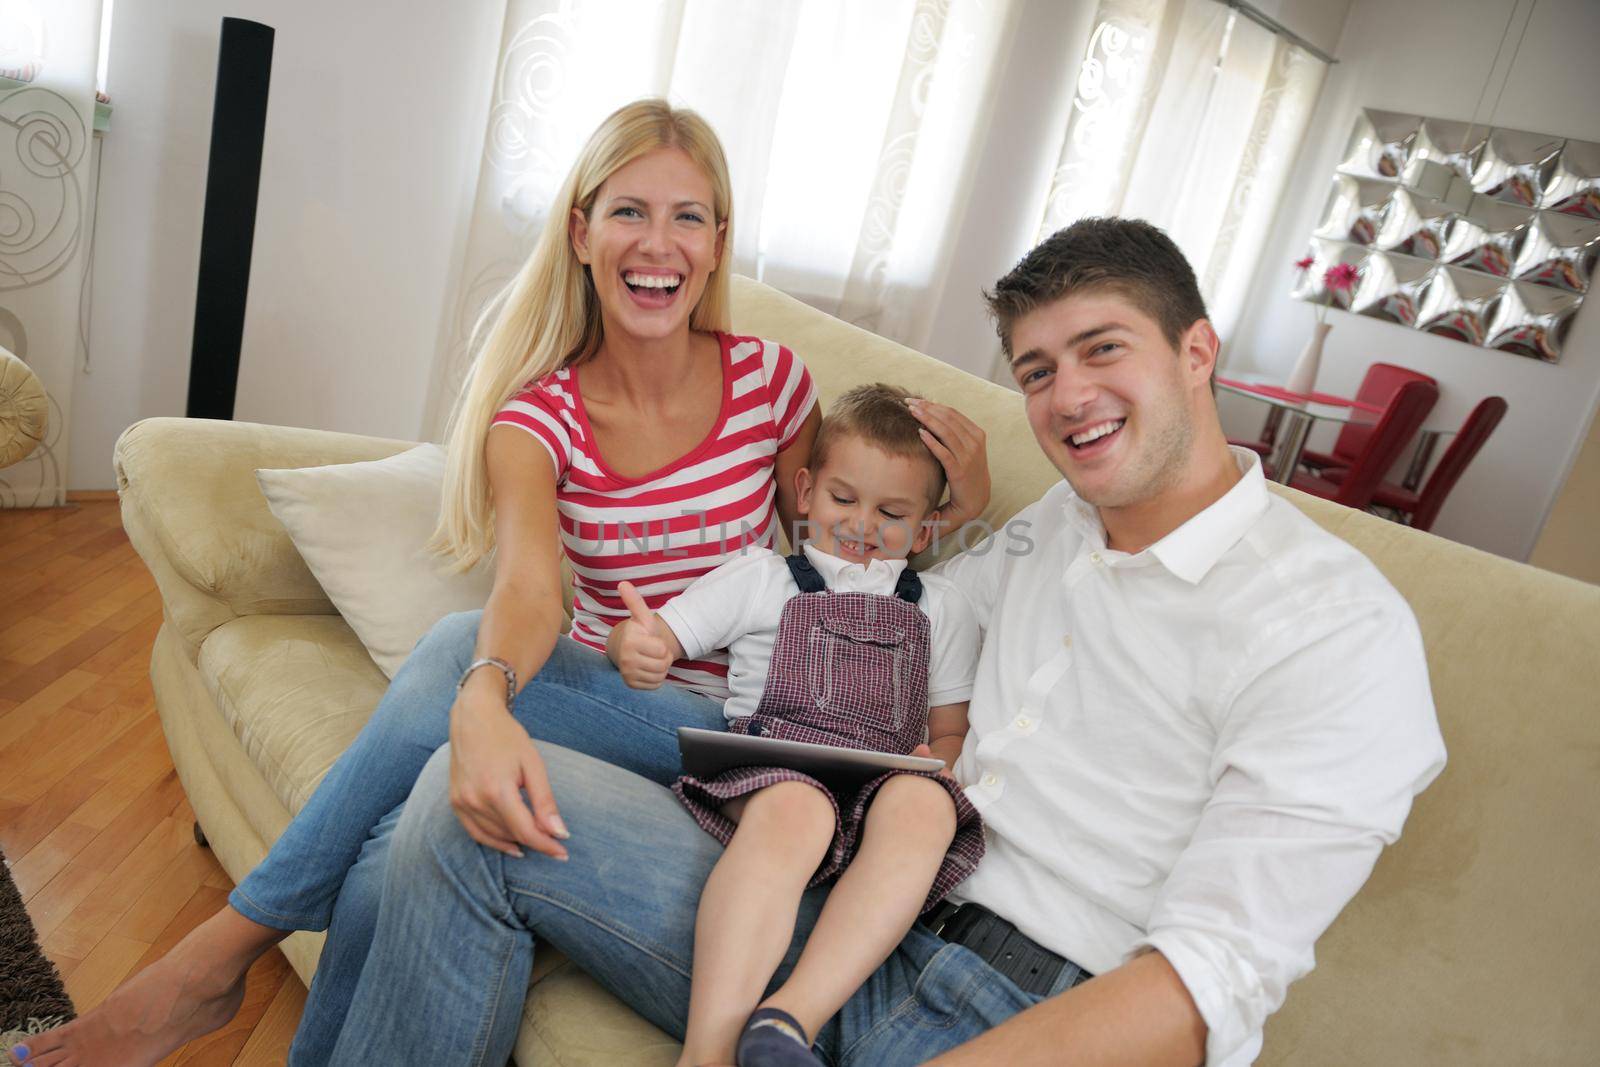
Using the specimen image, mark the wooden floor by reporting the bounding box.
[0,500,304,1065]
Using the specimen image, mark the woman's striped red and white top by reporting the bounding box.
[491,333,816,696]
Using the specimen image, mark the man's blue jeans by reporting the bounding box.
[328,743,1091,1066]
[225,610,727,1064]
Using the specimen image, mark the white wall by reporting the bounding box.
[1222,0,1600,560]
[71,0,505,488]
[1530,397,1600,584]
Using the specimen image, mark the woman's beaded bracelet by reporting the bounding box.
[457,656,517,708]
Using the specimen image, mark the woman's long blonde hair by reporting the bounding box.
[429,99,734,571]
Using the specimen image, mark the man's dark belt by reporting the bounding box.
[927,901,1092,997]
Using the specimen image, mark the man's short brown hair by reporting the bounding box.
[985,217,1209,357]
[811,383,945,509]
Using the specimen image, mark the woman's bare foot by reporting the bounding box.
[7,908,283,1067]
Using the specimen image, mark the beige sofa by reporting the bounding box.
[114,276,1600,1064]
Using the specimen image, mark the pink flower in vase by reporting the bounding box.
[1297,260,1359,324]
[1286,258,1345,397]
[1323,263,1360,307]
[1292,256,1319,313]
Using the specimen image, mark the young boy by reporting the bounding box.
[607,383,983,1067]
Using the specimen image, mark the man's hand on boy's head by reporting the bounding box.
[609,581,674,689]
[905,398,990,530]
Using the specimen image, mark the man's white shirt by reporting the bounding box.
[935,449,1446,1066]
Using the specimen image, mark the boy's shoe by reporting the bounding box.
[735,1007,823,1066]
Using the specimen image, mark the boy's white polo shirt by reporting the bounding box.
[658,543,980,723]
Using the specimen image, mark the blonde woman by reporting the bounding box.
[10,101,989,1067]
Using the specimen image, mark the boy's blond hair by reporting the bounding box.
[811,383,945,508]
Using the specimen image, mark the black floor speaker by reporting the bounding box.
[186,17,274,420]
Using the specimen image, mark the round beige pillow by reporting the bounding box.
[0,347,49,468]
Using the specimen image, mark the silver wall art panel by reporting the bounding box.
[1296,108,1600,362]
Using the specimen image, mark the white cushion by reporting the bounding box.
[255,444,493,677]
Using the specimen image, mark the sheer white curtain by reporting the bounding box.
[423,0,1018,440]
[1037,0,1326,347]
[0,0,106,506]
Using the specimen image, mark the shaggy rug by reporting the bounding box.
[0,849,74,1050]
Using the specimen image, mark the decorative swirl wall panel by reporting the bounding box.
[0,86,88,292]
[0,81,94,507]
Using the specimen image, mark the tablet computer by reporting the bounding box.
[678,726,946,793]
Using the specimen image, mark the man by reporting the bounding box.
[327,218,1445,1065]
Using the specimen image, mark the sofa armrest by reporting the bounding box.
[114,417,418,661]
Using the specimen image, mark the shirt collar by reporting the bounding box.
[1148,449,1270,584]
[1058,447,1271,585]
[801,542,909,593]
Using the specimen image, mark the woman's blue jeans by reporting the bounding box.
[326,743,1088,1065]
[225,610,725,1065]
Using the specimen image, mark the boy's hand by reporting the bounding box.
[912,742,960,782]
[608,581,672,689]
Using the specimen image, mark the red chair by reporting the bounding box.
[1299,362,1437,474]
[1290,379,1440,509]
[1359,397,1508,531]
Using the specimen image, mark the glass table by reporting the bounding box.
[1216,375,1455,490]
